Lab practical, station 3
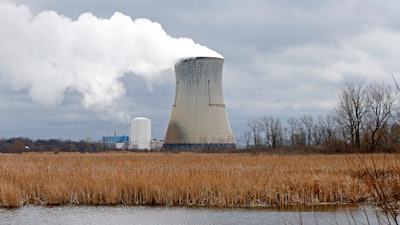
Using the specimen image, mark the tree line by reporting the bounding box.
[0,138,107,153]
[238,80,400,153]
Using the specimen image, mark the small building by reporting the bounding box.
[102,135,129,149]
[150,139,164,150]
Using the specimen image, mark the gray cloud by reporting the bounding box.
[2,0,400,140]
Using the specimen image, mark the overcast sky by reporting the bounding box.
[1,0,400,141]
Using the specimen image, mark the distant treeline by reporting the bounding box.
[0,138,107,153]
[238,80,400,153]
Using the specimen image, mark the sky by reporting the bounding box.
[1,0,400,142]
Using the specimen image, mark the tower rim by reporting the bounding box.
[175,56,224,66]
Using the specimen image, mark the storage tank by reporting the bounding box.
[129,117,151,150]
[163,57,236,151]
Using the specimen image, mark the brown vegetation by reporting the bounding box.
[0,152,398,209]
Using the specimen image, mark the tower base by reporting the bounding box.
[162,143,236,151]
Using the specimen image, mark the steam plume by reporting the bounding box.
[0,1,222,110]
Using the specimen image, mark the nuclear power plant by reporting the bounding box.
[163,57,236,150]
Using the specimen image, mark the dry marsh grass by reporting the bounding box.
[0,152,397,208]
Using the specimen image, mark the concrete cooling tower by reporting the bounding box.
[163,57,236,151]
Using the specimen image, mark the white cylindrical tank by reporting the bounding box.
[163,57,236,151]
[129,117,151,150]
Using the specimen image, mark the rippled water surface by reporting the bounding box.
[0,205,393,225]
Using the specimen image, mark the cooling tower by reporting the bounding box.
[163,57,236,151]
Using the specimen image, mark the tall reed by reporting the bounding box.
[0,152,394,208]
[347,153,400,224]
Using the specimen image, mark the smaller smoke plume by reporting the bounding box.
[0,1,222,111]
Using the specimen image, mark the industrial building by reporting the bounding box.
[101,117,161,151]
[101,135,129,149]
[129,117,151,150]
[163,57,236,151]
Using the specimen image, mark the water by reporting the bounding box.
[0,205,394,225]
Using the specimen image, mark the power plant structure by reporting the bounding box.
[163,57,236,151]
[129,117,151,150]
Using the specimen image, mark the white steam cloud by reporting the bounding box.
[0,1,222,110]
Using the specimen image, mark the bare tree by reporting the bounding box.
[300,115,314,146]
[364,82,396,152]
[248,119,263,148]
[287,116,306,147]
[240,130,253,149]
[287,117,297,147]
[318,113,338,144]
[312,116,323,146]
[261,116,271,147]
[261,116,283,148]
[271,117,283,148]
[335,81,368,150]
[10,139,24,154]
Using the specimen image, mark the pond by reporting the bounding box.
[0,205,394,225]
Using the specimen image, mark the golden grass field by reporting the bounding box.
[0,152,398,208]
